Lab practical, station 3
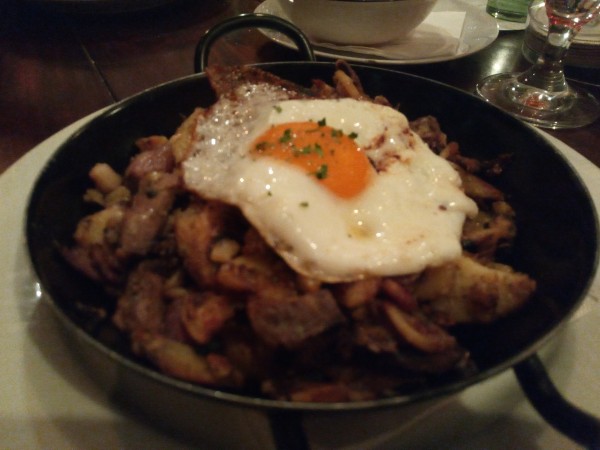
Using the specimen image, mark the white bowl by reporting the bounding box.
[278,0,439,45]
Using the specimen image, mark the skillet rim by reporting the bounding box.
[24,61,600,412]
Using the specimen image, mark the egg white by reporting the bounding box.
[183,87,478,282]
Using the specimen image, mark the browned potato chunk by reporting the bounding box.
[336,278,381,309]
[181,292,235,345]
[413,255,536,325]
[89,163,123,194]
[382,302,457,353]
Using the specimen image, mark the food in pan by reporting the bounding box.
[62,61,536,402]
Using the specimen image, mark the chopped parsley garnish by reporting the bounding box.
[348,132,358,139]
[317,118,327,127]
[293,143,324,157]
[255,141,269,151]
[299,201,309,208]
[313,143,324,157]
[279,128,293,143]
[315,164,328,180]
[273,105,282,113]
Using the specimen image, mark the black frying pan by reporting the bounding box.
[26,13,600,449]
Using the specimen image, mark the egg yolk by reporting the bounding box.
[252,121,372,199]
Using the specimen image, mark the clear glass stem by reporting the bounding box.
[516,22,577,93]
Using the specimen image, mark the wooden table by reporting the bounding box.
[1,0,599,176]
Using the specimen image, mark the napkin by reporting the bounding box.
[314,11,467,60]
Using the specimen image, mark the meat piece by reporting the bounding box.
[413,254,536,325]
[61,245,122,284]
[247,289,346,349]
[216,255,296,293]
[409,115,448,154]
[113,266,166,335]
[180,291,236,345]
[118,171,180,257]
[162,294,189,343]
[125,136,175,180]
[174,200,243,287]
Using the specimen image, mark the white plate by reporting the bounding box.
[1,113,599,448]
[255,0,499,64]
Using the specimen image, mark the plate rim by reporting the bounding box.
[255,0,499,64]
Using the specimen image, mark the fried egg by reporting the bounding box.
[182,83,478,282]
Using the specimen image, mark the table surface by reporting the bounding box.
[1,0,599,176]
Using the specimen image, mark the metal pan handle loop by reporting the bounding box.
[194,13,316,73]
[515,355,600,449]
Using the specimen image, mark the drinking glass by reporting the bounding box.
[476,0,600,129]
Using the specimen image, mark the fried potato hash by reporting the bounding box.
[62,62,535,402]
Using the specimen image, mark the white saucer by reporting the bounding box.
[255,0,499,64]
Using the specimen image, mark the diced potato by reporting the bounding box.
[413,255,536,325]
[210,238,241,263]
[181,292,235,345]
[104,185,131,206]
[336,278,380,309]
[89,163,122,194]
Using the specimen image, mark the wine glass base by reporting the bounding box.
[476,73,600,129]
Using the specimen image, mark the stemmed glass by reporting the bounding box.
[476,0,600,129]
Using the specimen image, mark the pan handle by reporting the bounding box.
[194,13,316,74]
[514,354,600,449]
